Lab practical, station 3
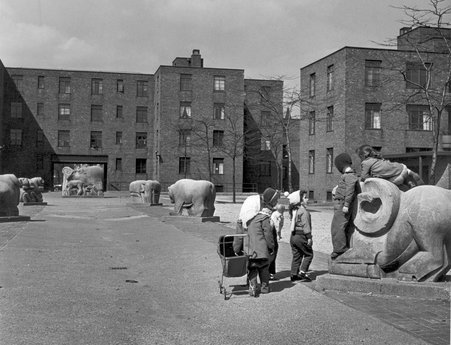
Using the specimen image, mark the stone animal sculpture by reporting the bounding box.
[19,177,44,202]
[330,178,451,282]
[129,180,162,204]
[62,165,104,196]
[0,174,21,216]
[167,179,216,217]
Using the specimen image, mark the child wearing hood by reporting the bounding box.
[330,153,360,259]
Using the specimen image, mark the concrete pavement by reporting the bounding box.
[0,191,448,345]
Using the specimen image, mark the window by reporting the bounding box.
[38,76,45,89]
[11,75,23,92]
[116,158,122,171]
[213,103,225,120]
[178,129,191,146]
[260,86,271,102]
[37,103,44,117]
[116,105,123,119]
[91,105,103,122]
[213,158,224,175]
[309,73,316,97]
[214,76,225,91]
[58,104,71,121]
[136,106,148,123]
[365,60,381,87]
[308,191,314,200]
[36,154,44,170]
[136,132,147,148]
[91,79,103,95]
[407,104,432,131]
[260,161,271,176]
[179,157,190,175]
[180,74,192,91]
[327,65,334,91]
[406,62,430,89]
[90,131,102,149]
[180,102,192,118]
[10,129,22,146]
[137,80,148,97]
[58,130,70,147]
[115,131,122,145]
[326,148,334,174]
[36,130,44,147]
[309,150,315,174]
[326,191,333,202]
[59,77,71,94]
[261,139,271,151]
[11,102,22,118]
[326,106,334,132]
[117,79,124,93]
[365,103,381,129]
[308,111,315,135]
[261,111,272,127]
[136,158,147,174]
[213,130,224,147]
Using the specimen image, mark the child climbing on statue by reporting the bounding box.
[356,145,423,191]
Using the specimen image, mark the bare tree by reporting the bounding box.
[390,0,451,183]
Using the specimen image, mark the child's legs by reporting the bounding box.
[290,236,303,275]
[257,261,270,285]
[299,239,314,273]
[331,202,351,254]
[269,241,278,274]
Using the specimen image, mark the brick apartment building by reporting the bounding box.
[299,27,451,202]
[0,50,288,193]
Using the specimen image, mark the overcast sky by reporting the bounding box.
[0,0,428,90]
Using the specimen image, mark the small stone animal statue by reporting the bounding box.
[19,177,45,202]
[168,179,216,217]
[0,174,21,216]
[129,180,161,204]
[330,178,451,282]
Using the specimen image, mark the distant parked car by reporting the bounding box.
[53,184,62,191]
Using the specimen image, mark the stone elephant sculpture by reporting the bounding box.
[129,180,161,204]
[19,177,44,202]
[330,178,451,282]
[0,174,21,216]
[62,165,104,196]
[129,180,147,202]
[168,179,216,217]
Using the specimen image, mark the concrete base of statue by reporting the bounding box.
[62,195,104,198]
[0,215,31,223]
[162,215,220,223]
[23,202,48,206]
[315,273,450,300]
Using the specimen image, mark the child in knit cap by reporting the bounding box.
[330,153,360,259]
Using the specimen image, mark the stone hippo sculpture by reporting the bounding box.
[0,174,21,216]
[168,179,216,217]
[330,178,451,282]
[129,180,161,204]
[19,177,45,202]
[62,165,104,196]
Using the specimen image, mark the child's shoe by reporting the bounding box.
[260,283,270,294]
[299,271,311,282]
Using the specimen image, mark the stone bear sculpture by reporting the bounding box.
[168,179,216,217]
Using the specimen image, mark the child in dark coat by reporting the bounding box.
[330,153,360,259]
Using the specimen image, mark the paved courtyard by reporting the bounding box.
[0,191,448,345]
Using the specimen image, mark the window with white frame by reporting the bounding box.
[136,80,148,97]
[214,76,225,91]
[59,77,71,94]
[136,132,147,148]
[309,111,315,135]
[407,104,432,131]
[326,106,334,132]
[261,139,271,151]
[10,129,22,146]
[327,65,334,91]
[365,103,381,129]
[180,74,192,91]
[178,129,191,146]
[213,103,225,120]
[326,148,334,174]
[58,104,71,121]
[309,150,315,174]
[309,73,316,97]
[213,158,224,175]
[136,158,147,174]
[180,102,192,118]
[365,60,381,87]
[136,106,148,123]
[91,79,103,95]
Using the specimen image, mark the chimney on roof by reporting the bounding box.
[190,49,203,68]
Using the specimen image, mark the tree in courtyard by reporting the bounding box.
[390,0,451,183]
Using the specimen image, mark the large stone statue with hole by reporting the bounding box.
[19,177,47,204]
[329,178,451,282]
[62,165,104,197]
